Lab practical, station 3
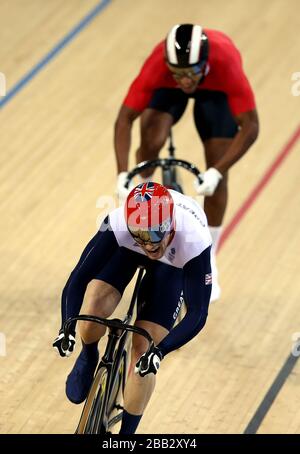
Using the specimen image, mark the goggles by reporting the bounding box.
[128,229,164,245]
[167,62,206,81]
[128,218,173,245]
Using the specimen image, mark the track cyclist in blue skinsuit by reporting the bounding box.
[53,182,212,434]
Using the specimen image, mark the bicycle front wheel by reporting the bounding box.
[76,365,108,434]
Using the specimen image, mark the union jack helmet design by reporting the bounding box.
[133,181,156,202]
[125,182,175,243]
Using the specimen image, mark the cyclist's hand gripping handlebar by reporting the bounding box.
[52,329,76,357]
[194,167,222,196]
[135,345,163,377]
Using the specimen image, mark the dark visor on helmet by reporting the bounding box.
[128,229,165,244]
[128,218,173,244]
[167,61,206,80]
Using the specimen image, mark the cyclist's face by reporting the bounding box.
[138,233,171,260]
[167,63,204,94]
[176,76,201,94]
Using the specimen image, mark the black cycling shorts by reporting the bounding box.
[148,88,238,141]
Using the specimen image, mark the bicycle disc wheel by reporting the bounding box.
[76,366,108,434]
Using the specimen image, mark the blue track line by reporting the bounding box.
[0,0,111,109]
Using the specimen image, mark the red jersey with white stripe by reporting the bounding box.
[123,29,256,116]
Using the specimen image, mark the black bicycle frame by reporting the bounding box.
[99,267,146,429]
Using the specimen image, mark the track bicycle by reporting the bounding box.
[62,267,152,434]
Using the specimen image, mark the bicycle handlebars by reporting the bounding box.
[124,158,203,189]
[62,315,154,351]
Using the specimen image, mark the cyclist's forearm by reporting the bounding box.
[157,247,211,356]
[114,105,140,173]
[158,306,208,356]
[60,275,87,329]
[215,109,259,174]
[114,120,131,172]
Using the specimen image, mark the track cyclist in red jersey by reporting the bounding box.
[53,182,212,434]
[115,24,259,302]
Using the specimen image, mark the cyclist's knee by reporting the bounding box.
[81,280,121,319]
[131,320,168,363]
[79,283,120,342]
[141,129,168,154]
[140,111,171,154]
[131,337,149,363]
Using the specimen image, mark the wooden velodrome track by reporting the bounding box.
[0,0,299,434]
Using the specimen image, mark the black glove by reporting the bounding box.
[135,346,163,377]
[52,329,76,357]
